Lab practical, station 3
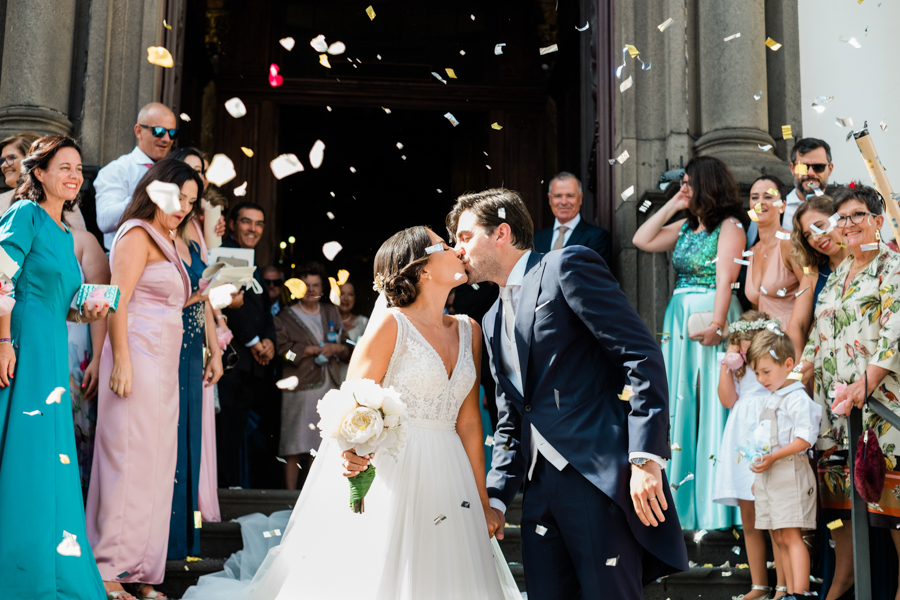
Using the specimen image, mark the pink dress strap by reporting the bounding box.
[112,219,191,304]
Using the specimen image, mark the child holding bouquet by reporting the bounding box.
[713,310,779,600]
[747,329,822,600]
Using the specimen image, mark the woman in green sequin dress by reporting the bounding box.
[633,156,747,530]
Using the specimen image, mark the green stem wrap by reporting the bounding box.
[349,464,376,513]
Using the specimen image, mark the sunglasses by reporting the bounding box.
[797,162,828,174]
[139,124,179,140]
[264,278,283,286]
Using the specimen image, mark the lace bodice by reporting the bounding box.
[382,310,475,426]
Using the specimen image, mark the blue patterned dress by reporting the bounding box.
[663,221,743,530]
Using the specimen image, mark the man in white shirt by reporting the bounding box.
[782,138,833,232]
[447,188,687,598]
[532,172,612,265]
[94,102,178,248]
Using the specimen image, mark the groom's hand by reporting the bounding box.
[630,461,667,527]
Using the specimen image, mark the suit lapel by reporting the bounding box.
[515,252,545,398]
[490,304,525,404]
[564,220,587,248]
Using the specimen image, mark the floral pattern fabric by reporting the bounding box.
[802,242,900,465]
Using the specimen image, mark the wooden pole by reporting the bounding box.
[853,128,900,241]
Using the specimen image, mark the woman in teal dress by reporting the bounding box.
[0,136,117,599]
[633,156,747,530]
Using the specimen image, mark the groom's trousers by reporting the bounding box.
[520,454,644,600]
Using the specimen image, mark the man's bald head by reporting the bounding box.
[134,102,177,162]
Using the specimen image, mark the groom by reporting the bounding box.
[447,189,687,598]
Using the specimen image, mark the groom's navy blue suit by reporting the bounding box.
[484,247,688,598]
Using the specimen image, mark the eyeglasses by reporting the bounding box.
[797,162,828,174]
[264,278,283,287]
[139,124,179,140]
[0,154,19,166]
[835,211,876,227]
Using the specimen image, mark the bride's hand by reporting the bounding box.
[484,506,505,540]
[341,449,372,478]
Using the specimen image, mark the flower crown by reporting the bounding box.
[373,273,385,293]
[729,317,782,334]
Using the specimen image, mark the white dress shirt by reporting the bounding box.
[753,381,821,453]
[94,146,155,249]
[488,251,664,514]
[780,189,803,232]
[550,214,580,249]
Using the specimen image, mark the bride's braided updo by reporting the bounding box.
[373,226,433,308]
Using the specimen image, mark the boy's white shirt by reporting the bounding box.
[753,381,823,454]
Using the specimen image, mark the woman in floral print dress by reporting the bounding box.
[802,184,900,600]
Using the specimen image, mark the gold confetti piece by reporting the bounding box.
[445,68,457,79]
[539,44,558,55]
[276,376,299,390]
[672,442,682,451]
[59,454,70,464]
[621,185,635,201]
[57,531,81,557]
[827,519,843,530]
[240,147,254,157]
[263,529,283,538]
[787,371,803,380]
[225,97,247,119]
[279,37,295,51]
[724,33,740,42]
[194,511,202,529]
[794,163,808,176]
[535,525,548,536]
[753,202,762,213]
[366,5,375,20]
[606,556,619,566]
[206,154,237,186]
[270,154,304,179]
[163,19,172,30]
[284,279,308,299]
[336,269,350,286]
[323,241,343,262]
[782,125,793,139]
[620,76,633,93]
[765,37,782,51]
[233,181,248,197]
[732,529,740,540]
[618,385,634,401]
[747,209,759,222]
[625,44,640,57]
[146,46,174,68]
[491,122,503,130]
[327,42,346,55]
[766,188,779,197]
[45,387,65,404]
[319,54,331,68]
[186,556,202,562]
[309,140,325,169]
[658,18,674,32]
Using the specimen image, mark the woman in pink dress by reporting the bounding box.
[86,159,204,599]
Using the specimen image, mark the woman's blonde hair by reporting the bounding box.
[790,196,834,269]
[728,309,771,380]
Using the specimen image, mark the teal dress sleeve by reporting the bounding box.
[0,200,39,292]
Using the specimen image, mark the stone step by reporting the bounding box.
[160,558,226,599]
[683,528,818,566]
[645,566,824,600]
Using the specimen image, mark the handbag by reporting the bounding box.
[687,311,729,339]
[854,372,886,504]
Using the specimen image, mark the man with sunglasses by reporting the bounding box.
[782,137,834,232]
[94,102,179,249]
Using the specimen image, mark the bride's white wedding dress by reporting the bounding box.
[183,310,520,599]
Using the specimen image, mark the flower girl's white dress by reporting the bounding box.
[184,310,519,599]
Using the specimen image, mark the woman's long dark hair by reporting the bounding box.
[13,135,83,224]
[684,156,745,231]
[118,158,204,232]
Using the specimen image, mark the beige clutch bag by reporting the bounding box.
[687,312,729,339]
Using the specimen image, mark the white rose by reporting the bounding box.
[339,407,384,454]
[341,379,385,411]
[381,387,406,416]
[316,389,359,439]
[383,414,400,429]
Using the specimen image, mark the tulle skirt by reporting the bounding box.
[182,423,520,600]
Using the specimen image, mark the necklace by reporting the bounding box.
[298,302,320,315]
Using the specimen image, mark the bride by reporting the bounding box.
[183,226,520,599]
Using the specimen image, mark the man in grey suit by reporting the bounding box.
[533,172,612,265]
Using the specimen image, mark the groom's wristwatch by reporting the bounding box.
[629,457,650,468]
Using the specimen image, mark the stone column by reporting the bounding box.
[0,0,77,138]
[693,0,787,182]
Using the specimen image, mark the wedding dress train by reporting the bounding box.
[183,310,520,599]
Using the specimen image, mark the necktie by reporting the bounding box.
[552,225,569,251]
[500,285,516,342]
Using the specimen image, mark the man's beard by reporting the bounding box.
[464,252,503,284]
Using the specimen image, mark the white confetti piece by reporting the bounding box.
[57,531,81,557]
[731,282,740,289]
[657,18,674,32]
[775,231,791,240]
[724,33,741,42]
[554,389,560,410]
[485,435,494,447]
[639,200,652,213]
[678,472,695,487]
[742,250,754,257]
[322,241,343,261]
[760,285,768,295]
[494,43,506,55]
[309,140,325,169]
[836,117,854,127]
[535,525,548,536]
[776,288,786,297]
[443,112,459,127]
[23,410,41,416]
[270,154,304,179]
[498,207,506,219]
[621,185,634,201]
[848,37,861,49]
[349,166,356,173]
[309,448,317,457]
[59,454,70,464]
[454,273,464,280]
[326,212,335,220]
[224,97,247,119]
[276,376,299,390]
[310,35,327,52]
[276,456,287,464]
[459,50,465,55]
[620,76,633,93]
[308,423,316,430]
[396,142,404,150]
[693,529,708,543]
[263,529,282,538]
[861,242,880,251]
[207,154,237,186]
[327,41,346,55]
[279,37,295,51]
[795,286,810,298]
[576,22,590,32]
[432,72,447,84]
[434,515,447,525]
[208,284,237,310]
[606,556,619,566]
[285,350,297,361]
[734,258,750,266]
[758,144,773,151]
[672,442,682,451]
[45,387,66,404]
[146,180,182,215]
[233,181,248,197]
[425,243,443,255]
[880,120,887,131]
[180,113,191,122]
[608,150,630,165]
[539,44,558,55]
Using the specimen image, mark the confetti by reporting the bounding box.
[747,209,759,222]
[445,68,457,79]
[775,231,791,240]
[23,410,41,416]
[284,278,307,300]
[349,166,356,173]
[485,435,494,447]
[59,454,70,464]
[658,18,674,32]
[862,242,880,251]
[310,35,328,52]
[326,106,332,112]
[285,350,297,361]
[280,37,295,51]
[827,519,843,530]
[769,349,779,360]
[434,515,447,525]
[620,76,633,93]
[693,529,708,543]
[459,50,465,56]
[625,44,640,57]
[535,525,548,536]
[498,207,507,219]
[425,243,444,255]
[758,144,773,151]
[470,14,475,20]
[765,37,782,51]
[880,120,887,131]
[453,273,464,281]
[206,154,237,186]
[309,140,325,169]
[539,44,558,55]
[44,386,66,404]
[760,285,768,295]
[270,154,304,179]
[57,531,81,557]
[319,54,331,69]
[337,270,350,286]
[117,572,131,578]
[263,529,282,538]
[753,91,763,101]
[322,241,343,261]
[618,385,634,402]
[208,284,237,310]
[705,257,719,265]
[608,150,630,165]
[494,43,506,55]
[794,163,808,176]
[732,529,741,540]
[672,442,682,451]
[194,511,202,529]
[777,288,786,297]
[365,5,375,20]
[233,181,248,197]
[731,282,740,290]
[225,97,247,119]
[443,112,459,127]
[722,571,733,577]
[639,200,652,213]
[327,42,346,55]
[276,376,299,391]
[606,556,619,566]
[308,423,316,430]
[576,21,590,32]
[554,389,560,410]
[145,180,182,215]
[431,72,447,84]
[734,258,750,266]
[268,63,283,87]
[146,46,174,68]
[724,33,741,42]
[276,456,287,464]
[781,125,793,139]
[180,113,191,122]
[848,37,861,49]
[621,185,635,201]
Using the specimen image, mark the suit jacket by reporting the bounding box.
[220,236,277,378]
[533,218,612,266]
[483,247,687,577]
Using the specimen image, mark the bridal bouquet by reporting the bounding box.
[317,379,408,513]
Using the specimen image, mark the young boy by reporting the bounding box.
[747,329,823,600]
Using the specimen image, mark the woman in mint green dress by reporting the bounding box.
[0,136,119,599]
[633,156,747,530]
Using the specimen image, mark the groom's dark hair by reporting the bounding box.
[446,188,534,251]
